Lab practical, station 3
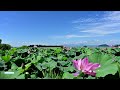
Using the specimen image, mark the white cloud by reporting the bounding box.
[52,11,120,42]
[52,34,103,39]
[65,35,92,38]
[103,11,120,21]
[81,29,120,35]
[76,11,120,36]
[64,34,104,38]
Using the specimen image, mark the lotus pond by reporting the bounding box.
[0,47,120,79]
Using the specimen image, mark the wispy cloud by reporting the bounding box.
[52,11,120,45]
[65,34,105,38]
[80,22,120,35]
[65,34,94,38]
[103,11,120,21]
[81,29,120,35]
[73,11,120,36]
[52,34,103,39]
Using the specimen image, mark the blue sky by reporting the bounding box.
[0,11,120,47]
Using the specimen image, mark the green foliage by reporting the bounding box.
[88,52,118,77]
[62,72,74,79]
[96,64,118,77]
[1,55,11,63]
[0,46,120,79]
[0,44,12,50]
[19,45,29,49]
[0,39,2,44]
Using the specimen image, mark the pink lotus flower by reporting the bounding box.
[72,58,100,76]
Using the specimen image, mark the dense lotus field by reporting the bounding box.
[0,46,120,79]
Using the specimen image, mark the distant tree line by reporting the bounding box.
[98,44,120,48]
[113,44,120,47]
[0,39,12,50]
[98,44,109,47]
